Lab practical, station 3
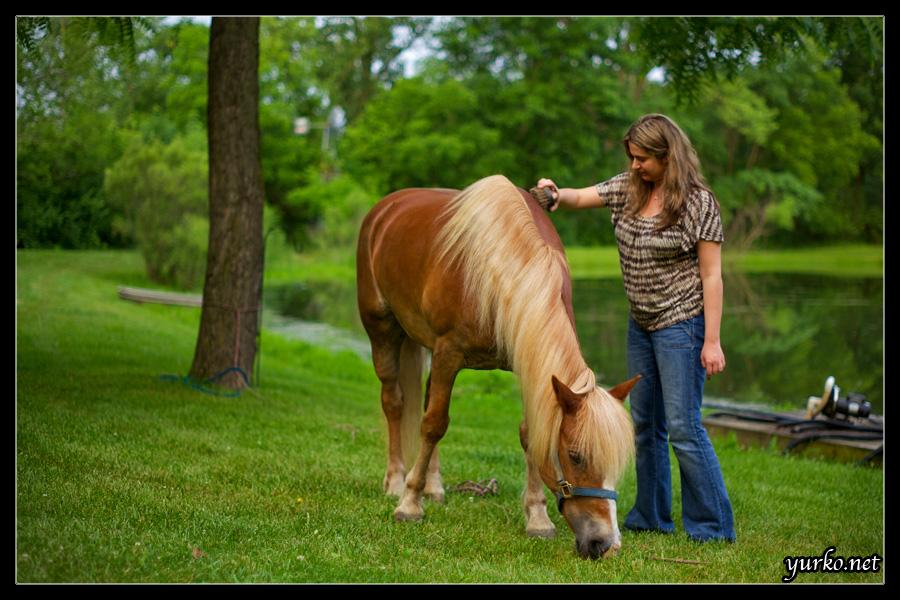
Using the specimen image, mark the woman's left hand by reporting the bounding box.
[701,341,726,380]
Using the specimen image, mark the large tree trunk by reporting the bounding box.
[190,17,263,389]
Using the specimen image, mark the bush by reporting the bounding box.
[284,174,377,251]
[104,131,209,290]
[16,110,124,249]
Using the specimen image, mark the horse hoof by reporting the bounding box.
[394,509,424,522]
[527,528,556,539]
[424,491,445,503]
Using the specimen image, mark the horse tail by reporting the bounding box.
[398,335,426,468]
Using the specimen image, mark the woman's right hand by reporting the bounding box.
[536,178,560,211]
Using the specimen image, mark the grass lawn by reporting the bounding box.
[16,249,883,583]
[565,244,884,279]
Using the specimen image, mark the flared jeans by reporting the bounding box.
[623,315,736,542]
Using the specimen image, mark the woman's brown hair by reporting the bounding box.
[622,114,714,230]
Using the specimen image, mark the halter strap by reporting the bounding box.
[551,446,618,513]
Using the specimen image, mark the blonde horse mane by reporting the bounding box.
[434,175,633,482]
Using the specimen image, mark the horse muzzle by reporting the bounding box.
[575,531,621,560]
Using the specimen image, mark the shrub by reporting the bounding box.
[104,131,209,290]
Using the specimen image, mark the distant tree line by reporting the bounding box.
[17,16,883,288]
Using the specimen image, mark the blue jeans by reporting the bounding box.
[623,315,735,542]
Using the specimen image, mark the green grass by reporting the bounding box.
[261,240,884,284]
[17,249,883,583]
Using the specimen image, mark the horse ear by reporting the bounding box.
[551,375,583,414]
[607,375,642,403]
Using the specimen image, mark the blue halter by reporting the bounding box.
[552,449,618,513]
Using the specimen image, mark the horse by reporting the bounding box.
[356,174,637,559]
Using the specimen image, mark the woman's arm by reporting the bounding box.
[698,240,726,379]
[536,178,606,211]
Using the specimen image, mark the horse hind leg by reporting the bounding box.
[380,377,408,497]
[394,340,459,522]
[376,335,426,498]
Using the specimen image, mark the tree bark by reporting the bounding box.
[189,17,263,389]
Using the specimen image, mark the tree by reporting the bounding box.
[630,16,883,104]
[312,16,436,122]
[16,17,147,248]
[341,77,510,194]
[189,17,264,390]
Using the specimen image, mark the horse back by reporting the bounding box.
[356,182,573,366]
[357,188,483,356]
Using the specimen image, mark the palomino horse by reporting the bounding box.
[356,175,637,559]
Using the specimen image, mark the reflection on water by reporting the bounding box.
[571,274,883,414]
[266,273,883,413]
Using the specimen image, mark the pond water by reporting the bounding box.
[265,272,883,414]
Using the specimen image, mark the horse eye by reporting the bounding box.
[567,450,583,465]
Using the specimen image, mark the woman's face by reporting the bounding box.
[628,143,667,184]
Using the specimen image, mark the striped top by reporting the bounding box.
[596,173,724,332]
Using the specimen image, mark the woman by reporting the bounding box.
[537,114,735,543]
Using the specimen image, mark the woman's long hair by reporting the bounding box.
[623,114,714,230]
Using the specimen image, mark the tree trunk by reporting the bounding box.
[189,17,263,389]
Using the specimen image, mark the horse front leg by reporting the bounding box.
[394,345,459,522]
[519,421,556,538]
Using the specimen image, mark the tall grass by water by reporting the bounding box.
[16,249,883,583]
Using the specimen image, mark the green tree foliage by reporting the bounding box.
[16,16,152,65]
[308,16,436,122]
[256,17,436,243]
[287,174,377,251]
[340,16,881,247]
[426,16,644,182]
[690,49,882,248]
[104,130,209,289]
[757,55,882,243]
[341,77,511,194]
[16,15,882,258]
[256,18,330,245]
[343,17,661,244]
[130,21,211,135]
[16,18,134,248]
[630,16,882,104]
